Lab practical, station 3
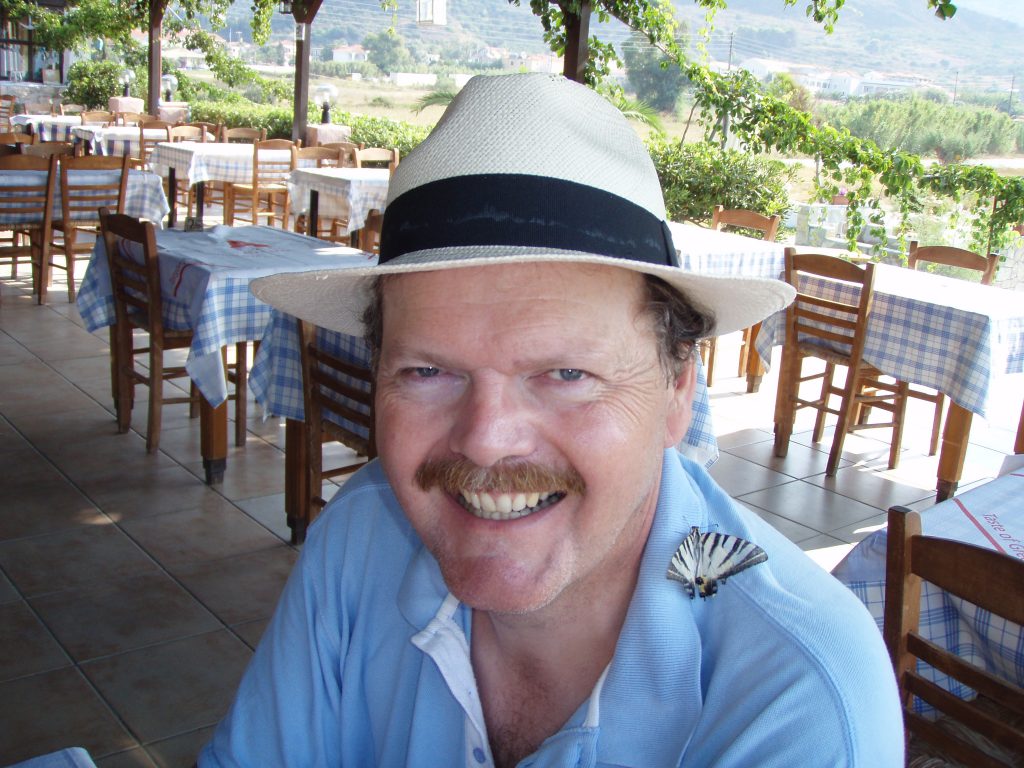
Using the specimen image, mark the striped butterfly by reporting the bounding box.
[667,526,768,599]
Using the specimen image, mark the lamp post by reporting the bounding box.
[160,73,178,104]
[118,69,136,98]
[314,83,337,124]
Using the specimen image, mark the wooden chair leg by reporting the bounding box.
[773,353,798,459]
[114,326,134,434]
[827,366,861,477]
[888,381,910,470]
[146,345,163,454]
[928,393,945,456]
[812,363,835,444]
[234,342,247,447]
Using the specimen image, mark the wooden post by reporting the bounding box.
[562,0,591,83]
[291,0,323,144]
[147,0,166,115]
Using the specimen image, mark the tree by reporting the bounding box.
[767,73,812,114]
[622,29,688,112]
[363,30,412,75]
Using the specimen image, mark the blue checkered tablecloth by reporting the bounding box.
[71,125,177,157]
[249,223,784,469]
[11,113,82,142]
[288,167,391,234]
[76,225,371,406]
[756,262,1024,417]
[149,141,295,186]
[833,471,1024,712]
[0,169,169,226]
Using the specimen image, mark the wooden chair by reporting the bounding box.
[883,504,1024,768]
[220,126,266,143]
[321,140,361,168]
[0,94,17,130]
[180,121,219,140]
[132,120,172,170]
[0,154,57,302]
[116,112,158,127]
[224,139,293,228]
[772,248,909,476]
[45,154,129,303]
[100,209,197,453]
[80,110,114,127]
[297,318,375,530]
[0,144,20,158]
[168,125,207,219]
[58,103,85,116]
[1016,397,1024,455]
[357,209,383,254]
[879,240,1000,456]
[0,131,37,148]
[700,204,781,386]
[24,100,54,115]
[292,145,349,240]
[22,142,74,158]
[354,146,399,173]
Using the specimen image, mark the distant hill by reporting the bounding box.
[237,0,1022,93]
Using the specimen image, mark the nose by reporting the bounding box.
[447,373,536,467]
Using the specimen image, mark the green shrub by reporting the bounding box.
[309,60,381,80]
[64,60,132,109]
[646,138,795,224]
[334,110,431,157]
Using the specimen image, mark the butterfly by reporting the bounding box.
[667,526,768,599]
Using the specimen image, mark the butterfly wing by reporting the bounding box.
[667,527,768,599]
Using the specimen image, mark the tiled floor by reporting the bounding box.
[0,262,1019,766]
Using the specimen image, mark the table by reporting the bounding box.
[288,167,390,238]
[149,142,294,229]
[76,225,371,482]
[832,470,1024,711]
[10,113,81,142]
[72,125,172,157]
[670,221,786,389]
[756,262,1024,501]
[0,167,169,227]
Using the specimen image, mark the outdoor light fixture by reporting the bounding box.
[160,73,178,103]
[278,0,293,14]
[118,68,136,97]
[314,83,337,124]
[416,0,447,26]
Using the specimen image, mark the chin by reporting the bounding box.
[441,559,566,615]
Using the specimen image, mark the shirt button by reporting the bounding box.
[472,747,486,764]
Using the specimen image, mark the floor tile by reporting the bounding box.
[182,439,287,502]
[146,726,215,768]
[724,436,849,479]
[29,571,221,663]
[737,479,885,538]
[81,631,251,745]
[233,493,293,542]
[230,618,270,651]
[120,503,284,566]
[169,546,298,625]
[0,569,18,604]
[0,601,70,681]
[83,466,224,522]
[0,521,160,597]
[803,461,935,512]
[707,452,793,497]
[739,501,822,543]
[0,667,135,764]
[96,748,159,768]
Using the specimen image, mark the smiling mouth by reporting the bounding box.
[456,490,566,521]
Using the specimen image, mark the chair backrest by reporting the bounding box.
[221,126,266,143]
[137,120,172,165]
[298,318,376,490]
[169,124,205,143]
[293,145,342,168]
[0,144,21,157]
[883,504,1024,767]
[251,139,295,185]
[80,110,114,126]
[58,103,85,116]
[782,247,874,363]
[100,208,165,338]
[178,122,218,141]
[321,141,361,168]
[711,205,781,242]
[908,240,999,285]
[0,154,57,233]
[0,95,16,124]
[116,112,157,126]
[0,131,36,146]
[354,146,399,173]
[59,154,130,223]
[22,142,74,158]
[24,100,54,115]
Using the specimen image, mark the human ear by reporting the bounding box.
[663,359,697,448]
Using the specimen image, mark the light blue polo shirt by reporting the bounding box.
[200,451,903,767]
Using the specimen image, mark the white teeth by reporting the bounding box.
[460,489,560,521]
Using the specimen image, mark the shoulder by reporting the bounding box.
[657,453,904,765]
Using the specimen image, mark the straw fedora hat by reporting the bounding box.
[251,73,794,338]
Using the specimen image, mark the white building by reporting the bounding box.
[332,45,368,64]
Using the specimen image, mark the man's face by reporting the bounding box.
[374,262,696,615]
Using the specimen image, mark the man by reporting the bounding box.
[201,74,903,767]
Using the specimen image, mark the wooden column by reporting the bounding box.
[291,0,323,144]
[562,0,591,83]
[147,0,167,115]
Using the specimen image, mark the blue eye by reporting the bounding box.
[413,367,440,378]
[552,368,585,382]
